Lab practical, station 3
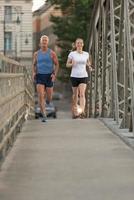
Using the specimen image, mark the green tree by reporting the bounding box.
[47,0,94,82]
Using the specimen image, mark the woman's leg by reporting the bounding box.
[72,87,79,117]
[78,83,87,114]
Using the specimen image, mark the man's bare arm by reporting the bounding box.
[32,52,37,80]
[51,51,59,77]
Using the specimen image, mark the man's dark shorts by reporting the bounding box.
[70,77,88,87]
[36,73,53,87]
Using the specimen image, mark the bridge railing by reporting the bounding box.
[87,0,134,133]
[0,54,34,162]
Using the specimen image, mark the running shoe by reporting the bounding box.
[42,113,47,122]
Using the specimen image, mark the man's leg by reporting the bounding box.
[45,74,54,104]
[46,87,53,104]
[36,84,47,121]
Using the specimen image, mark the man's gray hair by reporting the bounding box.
[40,35,49,42]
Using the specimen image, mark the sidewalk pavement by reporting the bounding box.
[0,117,134,200]
[101,118,134,150]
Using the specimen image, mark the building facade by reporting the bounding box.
[33,2,62,52]
[0,0,33,67]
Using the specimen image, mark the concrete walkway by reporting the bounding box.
[0,118,134,200]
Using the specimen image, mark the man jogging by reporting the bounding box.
[32,35,59,122]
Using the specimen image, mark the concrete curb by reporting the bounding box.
[100,118,134,150]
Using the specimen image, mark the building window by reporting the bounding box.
[5,6,12,23]
[5,32,12,51]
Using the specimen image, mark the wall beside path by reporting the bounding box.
[0,54,34,166]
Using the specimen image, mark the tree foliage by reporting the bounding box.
[47,0,94,82]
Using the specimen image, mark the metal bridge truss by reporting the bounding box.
[87,0,134,132]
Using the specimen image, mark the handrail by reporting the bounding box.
[0,53,34,163]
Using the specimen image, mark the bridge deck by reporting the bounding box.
[0,117,134,200]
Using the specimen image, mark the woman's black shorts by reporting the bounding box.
[70,77,88,87]
[36,73,53,87]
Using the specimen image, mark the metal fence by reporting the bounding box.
[0,54,34,163]
[87,0,134,133]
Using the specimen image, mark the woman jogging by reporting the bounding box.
[66,38,92,118]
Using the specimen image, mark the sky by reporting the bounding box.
[32,0,46,11]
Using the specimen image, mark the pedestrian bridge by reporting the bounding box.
[0,117,134,200]
[0,0,134,199]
